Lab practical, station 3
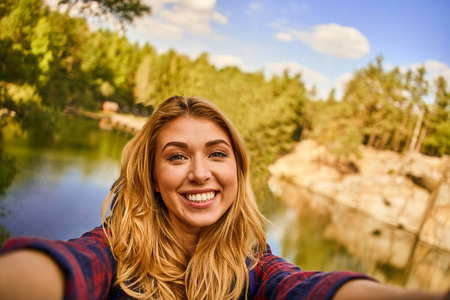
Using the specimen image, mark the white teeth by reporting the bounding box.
[185,192,216,202]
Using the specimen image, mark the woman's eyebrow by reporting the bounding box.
[162,141,188,152]
[162,139,231,151]
[205,139,231,148]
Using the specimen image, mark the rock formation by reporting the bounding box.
[268,140,450,291]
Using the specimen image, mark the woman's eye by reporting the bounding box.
[168,154,186,161]
[210,151,227,158]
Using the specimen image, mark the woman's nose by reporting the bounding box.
[187,158,211,184]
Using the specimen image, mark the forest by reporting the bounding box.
[1,0,449,203]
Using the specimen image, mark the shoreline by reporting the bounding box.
[65,108,147,135]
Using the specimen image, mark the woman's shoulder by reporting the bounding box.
[254,244,302,274]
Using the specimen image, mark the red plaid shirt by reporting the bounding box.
[1,226,373,299]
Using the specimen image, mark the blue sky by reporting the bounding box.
[61,0,450,99]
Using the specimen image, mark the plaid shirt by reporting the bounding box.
[1,226,373,299]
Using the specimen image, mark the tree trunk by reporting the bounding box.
[300,119,310,140]
[409,107,425,152]
[393,112,409,152]
[379,132,390,150]
[367,124,378,148]
[415,126,427,152]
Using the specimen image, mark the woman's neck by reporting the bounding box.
[168,216,202,257]
[180,232,199,257]
[169,222,200,257]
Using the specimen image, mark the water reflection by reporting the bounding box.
[268,185,450,292]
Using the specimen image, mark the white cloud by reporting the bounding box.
[247,1,264,13]
[136,18,183,39]
[137,0,228,38]
[423,60,450,84]
[210,33,227,42]
[295,24,369,59]
[271,22,370,59]
[213,11,228,24]
[273,32,294,42]
[265,61,329,83]
[183,0,216,11]
[210,54,244,69]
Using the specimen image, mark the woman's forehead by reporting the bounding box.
[156,116,232,148]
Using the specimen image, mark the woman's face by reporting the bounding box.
[154,116,238,236]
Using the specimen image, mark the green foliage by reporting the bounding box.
[0,38,39,84]
[0,93,18,197]
[421,76,450,156]
[0,225,11,245]
[0,0,17,19]
[0,85,60,144]
[0,0,42,84]
[0,149,16,197]
[0,0,43,43]
[422,123,450,156]
[320,56,450,157]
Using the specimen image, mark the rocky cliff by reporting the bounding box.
[269,139,450,251]
[268,140,450,290]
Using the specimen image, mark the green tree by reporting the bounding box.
[421,76,450,156]
[134,45,157,105]
[406,66,429,152]
[0,0,42,84]
[337,56,431,154]
[310,96,363,162]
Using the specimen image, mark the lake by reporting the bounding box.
[0,116,129,240]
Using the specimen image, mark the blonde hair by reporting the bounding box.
[102,96,267,299]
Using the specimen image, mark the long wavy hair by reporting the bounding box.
[102,96,267,299]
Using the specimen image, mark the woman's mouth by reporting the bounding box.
[184,192,216,203]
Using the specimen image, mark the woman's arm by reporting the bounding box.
[252,247,448,300]
[333,279,445,300]
[0,249,65,300]
[0,226,116,300]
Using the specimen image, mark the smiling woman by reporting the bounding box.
[0,96,447,300]
[154,117,238,245]
[104,96,265,299]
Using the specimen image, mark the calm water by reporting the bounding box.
[0,116,448,292]
[0,117,130,240]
